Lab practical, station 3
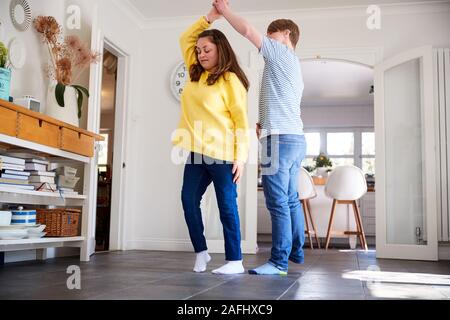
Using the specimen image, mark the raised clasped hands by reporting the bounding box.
[213,0,230,15]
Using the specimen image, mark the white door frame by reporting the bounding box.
[87,15,130,254]
[103,39,130,251]
[374,45,438,260]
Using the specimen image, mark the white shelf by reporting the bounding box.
[0,131,92,261]
[0,133,91,163]
[0,186,86,206]
[0,236,85,252]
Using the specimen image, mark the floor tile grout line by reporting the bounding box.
[276,263,314,300]
[356,251,368,299]
[184,276,239,300]
[83,273,182,300]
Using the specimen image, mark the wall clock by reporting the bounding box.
[170,61,187,102]
[10,0,32,32]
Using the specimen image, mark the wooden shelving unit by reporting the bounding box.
[0,100,104,264]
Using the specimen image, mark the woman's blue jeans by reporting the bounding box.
[260,134,307,271]
[181,152,242,261]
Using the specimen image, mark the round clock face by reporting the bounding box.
[170,61,187,102]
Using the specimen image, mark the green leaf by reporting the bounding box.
[74,87,83,119]
[71,85,90,98]
[55,83,66,107]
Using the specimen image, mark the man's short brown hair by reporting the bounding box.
[267,19,300,48]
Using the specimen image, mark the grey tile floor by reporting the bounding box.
[1,244,450,300]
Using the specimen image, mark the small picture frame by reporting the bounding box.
[14,95,41,112]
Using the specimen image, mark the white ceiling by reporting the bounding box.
[301,60,374,107]
[127,0,429,19]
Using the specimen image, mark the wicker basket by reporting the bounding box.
[36,208,81,237]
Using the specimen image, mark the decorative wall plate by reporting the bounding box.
[8,37,26,69]
[10,0,32,31]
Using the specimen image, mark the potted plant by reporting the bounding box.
[0,41,11,101]
[33,16,99,126]
[313,153,333,177]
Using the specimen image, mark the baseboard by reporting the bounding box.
[257,234,376,248]
[438,242,450,260]
[127,238,257,254]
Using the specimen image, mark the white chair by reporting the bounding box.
[324,165,368,250]
[298,168,321,249]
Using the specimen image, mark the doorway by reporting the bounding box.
[95,49,118,252]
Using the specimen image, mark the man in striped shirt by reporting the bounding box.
[214,0,307,275]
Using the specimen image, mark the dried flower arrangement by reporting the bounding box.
[33,16,100,118]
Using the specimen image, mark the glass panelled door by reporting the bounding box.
[375,46,438,260]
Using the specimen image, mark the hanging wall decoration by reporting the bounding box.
[10,0,32,31]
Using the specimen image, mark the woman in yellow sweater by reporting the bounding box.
[172,6,249,274]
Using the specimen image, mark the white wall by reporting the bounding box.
[0,0,65,110]
[302,105,374,129]
[124,2,450,252]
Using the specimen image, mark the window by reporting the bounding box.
[362,132,375,175]
[98,133,109,173]
[302,128,375,175]
[327,132,354,168]
[302,132,320,170]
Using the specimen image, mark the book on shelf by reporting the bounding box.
[57,175,80,189]
[1,169,30,176]
[55,166,77,178]
[29,171,56,177]
[0,155,26,166]
[0,182,35,190]
[25,163,48,172]
[0,178,30,185]
[0,163,26,171]
[59,187,79,195]
[26,159,50,166]
[0,173,29,180]
[29,175,55,184]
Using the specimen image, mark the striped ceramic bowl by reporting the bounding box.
[11,210,37,226]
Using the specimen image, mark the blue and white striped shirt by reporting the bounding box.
[258,36,304,138]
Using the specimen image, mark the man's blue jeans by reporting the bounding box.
[261,134,307,271]
[181,152,242,261]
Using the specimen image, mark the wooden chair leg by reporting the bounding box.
[325,199,337,250]
[306,199,321,249]
[302,200,313,249]
[352,200,368,251]
[351,201,365,249]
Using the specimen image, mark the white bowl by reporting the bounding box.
[27,232,46,239]
[0,229,28,240]
[0,211,12,226]
[27,225,46,234]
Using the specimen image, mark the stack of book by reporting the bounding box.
[55,166,80,196]
[0,155,34,190]
[25,159,57,192]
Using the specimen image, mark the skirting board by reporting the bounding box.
[127,239,258,254]
[438,243,450,260]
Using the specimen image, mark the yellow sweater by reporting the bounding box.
[172,17,249,163]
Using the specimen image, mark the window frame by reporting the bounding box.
[303,127,375,172]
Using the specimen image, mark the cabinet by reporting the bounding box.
[359,192,376,236]
[0,100,103,263]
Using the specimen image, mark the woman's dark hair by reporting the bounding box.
[189,29,249,91]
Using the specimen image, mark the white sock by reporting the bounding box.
[193,251,211,273]
[212,260,245,275]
